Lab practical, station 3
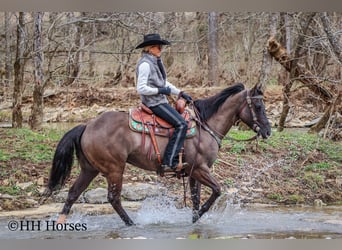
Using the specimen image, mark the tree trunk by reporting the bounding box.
[268,37,335,133]
[208,12,218,86]
[4,12,13,85]
[319,12,342,64]
[12,12,26,128]
[258,13,279,90]
[88,21,96,78]
[29,12,44,130]
[267,37,333,103]
[277,13,292,132]
[63,12,84,86]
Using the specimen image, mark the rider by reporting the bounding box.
[135,33,192,174]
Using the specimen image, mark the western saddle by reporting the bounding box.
[128,100,195,166]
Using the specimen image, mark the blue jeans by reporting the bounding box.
[150,103,188,167]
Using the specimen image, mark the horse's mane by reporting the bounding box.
[193,83,245,121]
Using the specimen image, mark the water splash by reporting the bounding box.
[135,195,192,225]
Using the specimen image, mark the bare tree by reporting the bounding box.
[29,12,44,130]
[208,12,218,85]
[63,12,84,86]
[258,13,279,90]
[319,12,342,64]
[277,12,294,132]
[4,12,12,85]
[88,20,96,78]
[12,12,27,128]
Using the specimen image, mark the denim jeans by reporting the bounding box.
[150,103,188,167]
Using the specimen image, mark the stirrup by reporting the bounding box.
[174,162,189,172]
[157,163,189,177]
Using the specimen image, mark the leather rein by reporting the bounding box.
[191,89,264,148]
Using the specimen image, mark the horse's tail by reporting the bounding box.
[40,124,86,202]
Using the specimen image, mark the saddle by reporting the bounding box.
[129,103,196,138]
[128,102,196,167]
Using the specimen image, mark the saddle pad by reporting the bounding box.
[129,108,196,138]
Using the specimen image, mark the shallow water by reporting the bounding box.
[1,196,341,239]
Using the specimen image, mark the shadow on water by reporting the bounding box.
[1,195,341,239]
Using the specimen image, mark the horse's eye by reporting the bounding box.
[254,100,263,111]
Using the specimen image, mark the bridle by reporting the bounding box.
[191,89,264,148]
[238,89,264,134]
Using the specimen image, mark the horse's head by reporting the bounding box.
[238,85,271,139]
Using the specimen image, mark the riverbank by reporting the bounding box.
[0,86,341,213]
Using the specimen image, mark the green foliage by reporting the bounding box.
[230,143,246,154]
[224,128,341,167]
[302,172,324,190]
[267,193,283,201]
[0,185,21,196]
[0,127,64,163]
[288,194,305,204]
[224,178,234,187]
[304,162,333,172]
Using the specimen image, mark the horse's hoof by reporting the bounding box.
[192,211,200,223]
[125,221,136,227]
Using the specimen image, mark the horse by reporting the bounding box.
[41,82,271,226]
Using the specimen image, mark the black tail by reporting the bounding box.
[44,124,86,197]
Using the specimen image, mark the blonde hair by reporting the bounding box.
[142,45,153,53]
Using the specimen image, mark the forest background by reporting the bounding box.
[0,12,340,133]
[0,12,341,209]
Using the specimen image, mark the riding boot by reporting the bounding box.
[157,162,189,177]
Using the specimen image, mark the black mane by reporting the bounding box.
[193,83,245,121]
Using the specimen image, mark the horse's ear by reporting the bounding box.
[251,83,264,96]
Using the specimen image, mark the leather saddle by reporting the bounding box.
[129,103,196,138]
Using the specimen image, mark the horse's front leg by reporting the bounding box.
[189,177,201,223]
[191,167,221,223]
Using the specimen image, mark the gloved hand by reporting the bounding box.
[181,92,192,103]
[158,87,171,95]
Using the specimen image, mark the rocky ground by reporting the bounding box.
[0,84,341,214]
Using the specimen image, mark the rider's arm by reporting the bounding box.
[136,62,159,95]
[165,80,181,96]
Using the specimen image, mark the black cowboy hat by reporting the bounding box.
[135,33,171,49]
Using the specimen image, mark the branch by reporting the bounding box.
[319,12,342,65]
[267,37,333,103]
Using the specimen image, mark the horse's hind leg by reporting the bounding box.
[106,171,135,226]
[57,165,98,223]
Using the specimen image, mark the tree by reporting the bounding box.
[319,12,342,64]
[29,12,44,130]
[208,12,218,85]
[277,12,294,132]
[63,12,84,86]
[4,12,12,85]
[258,13,279,91]
[12,12,27,128]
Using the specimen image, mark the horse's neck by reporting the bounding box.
[206,91,244,137]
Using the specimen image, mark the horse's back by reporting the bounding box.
[80,111,133,168]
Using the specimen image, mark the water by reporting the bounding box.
[1,196,341,239]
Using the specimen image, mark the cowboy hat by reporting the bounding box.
[135,33,171,49]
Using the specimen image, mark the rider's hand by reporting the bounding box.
[158,87,171,95]
[181,92,192,103]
